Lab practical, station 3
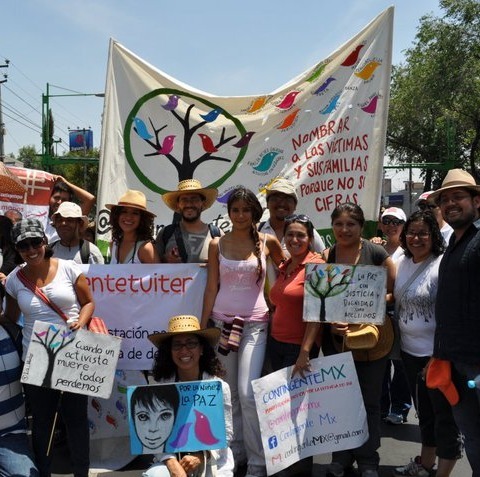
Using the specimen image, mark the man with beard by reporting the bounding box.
[156,179,221,263]
[260,178,325,288]
[429,168,480,476]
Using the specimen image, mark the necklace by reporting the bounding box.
[116,239,138,264]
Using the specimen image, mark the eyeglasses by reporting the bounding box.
[382,217,404,226]
[16,237,44,251]
[405,231,431,239]
[418,203,438,211]
[171,340,200,351]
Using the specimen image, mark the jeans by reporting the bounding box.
[381,359,411,418]
[24,384,89,477]
[451,362,480,477]
[214,320,268,473]
[0,432,39,477]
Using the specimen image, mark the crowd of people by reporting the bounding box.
[1,169,480,477]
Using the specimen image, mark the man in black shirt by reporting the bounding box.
[431,168,480,476]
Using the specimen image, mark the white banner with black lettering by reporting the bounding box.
[252,353,367,475]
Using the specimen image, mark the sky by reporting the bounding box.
[1,0,442,189]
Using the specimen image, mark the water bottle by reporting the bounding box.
[467,375,480,389]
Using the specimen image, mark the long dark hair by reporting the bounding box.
[109,206,155,242]
[152,335,225,381]
[400,210,445,258]
[227,186,264,283]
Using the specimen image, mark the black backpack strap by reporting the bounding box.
[161,224,175,246]
[208,223,222,238]
[173,224,189,263]
[80,239,91,264]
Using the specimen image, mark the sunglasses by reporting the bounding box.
[381,217,404,226]
[171,340,200,351]
[285,214,311,223]
[16,237,44,251]
[418,203,438,211]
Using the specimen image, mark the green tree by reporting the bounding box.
[387,0,480,187]
[17,145,40,169]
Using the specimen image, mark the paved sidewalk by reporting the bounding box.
[52,417,471,477]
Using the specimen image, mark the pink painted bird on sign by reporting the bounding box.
[276,91,300,110]
[157,135,176,155]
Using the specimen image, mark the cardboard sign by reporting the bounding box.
[252,353,368,475]
[127,380,226,455]
[21,321,122,399]
[303,263,387,324]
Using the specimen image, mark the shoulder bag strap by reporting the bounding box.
[394,256,434,318]
[17,269,69,323]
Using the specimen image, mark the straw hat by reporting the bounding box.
[106,190,156,217]
[162,179,218,211]
[51,202,88,227]
[148,315,220,348]
[429,169,480,202]
[333,315,394,361]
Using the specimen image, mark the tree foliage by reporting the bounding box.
[387,0,480,188]
[17,145,40,169]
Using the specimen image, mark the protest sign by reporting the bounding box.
[21,320,122,399]
[303,263,386,324]
[127,380,226,454]
[252,353,367,475]
[97,8,393,251]
[81,263,207,369]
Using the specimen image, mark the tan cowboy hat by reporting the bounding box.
[148,315,220,348]
[162,179,218,211]
[429,169,480,202]
[106,189,156,217]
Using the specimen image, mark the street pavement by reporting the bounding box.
[52,415,472,477]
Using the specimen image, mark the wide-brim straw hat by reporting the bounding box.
[429,169,480,202]
[106,190,156,217]
[148,315,220,348]
[162,179,218,211]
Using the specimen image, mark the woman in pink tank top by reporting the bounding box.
[201,186,284,477]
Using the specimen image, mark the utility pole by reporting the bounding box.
[0,59,9,162]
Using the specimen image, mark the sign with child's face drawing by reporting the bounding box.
[127,381,226,454]
[21,320,122,399]
[303,264,386,324]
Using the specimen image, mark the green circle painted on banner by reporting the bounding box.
[124,89,247,194]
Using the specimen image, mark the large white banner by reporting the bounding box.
[252,353,367,475]
[82,264,206,369]
[97,8,393,250]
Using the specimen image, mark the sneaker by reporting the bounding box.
[393,456,432,476]
[384,412,405,424]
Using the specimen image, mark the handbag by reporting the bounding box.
[17,268,109,335]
